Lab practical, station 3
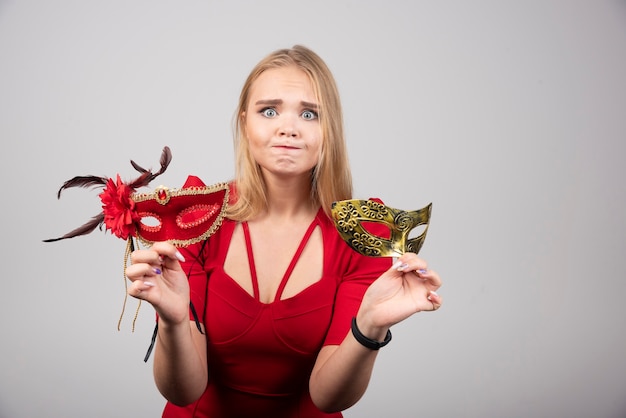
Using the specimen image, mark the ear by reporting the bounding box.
[240,111,247,136]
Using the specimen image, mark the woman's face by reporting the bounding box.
[244,66,322,181]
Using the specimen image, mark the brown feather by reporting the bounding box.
[127,172,152,189]
[128,146,172,189]
[158,146,172,175]
[42,213,105,242]
[56,175,108,198]
[44,147,173,242]
[130,160,148,174]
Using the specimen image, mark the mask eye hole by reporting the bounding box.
[409,224,427,240]
[361,221,391,239]
[176,204,219,229]
[138,213,162,232]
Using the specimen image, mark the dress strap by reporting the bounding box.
[274,217,320,302]
[241,222,260,300]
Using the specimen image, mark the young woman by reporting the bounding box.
[125,45,443,417]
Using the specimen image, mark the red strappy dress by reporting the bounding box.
[162,208,390,418]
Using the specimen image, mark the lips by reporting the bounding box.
[273,144,301,150]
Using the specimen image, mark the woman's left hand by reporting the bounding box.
[358,252,442,332]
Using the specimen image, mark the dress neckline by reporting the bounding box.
[241,214,321,303]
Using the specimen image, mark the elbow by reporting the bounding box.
[160,389,205,407]
[310,383,361,414]
[311,396,359,414]
[311,397,342,414]
[310,382,334,413]
[156,381,207,407]
[166,397,195,408]
[167,397,201,408]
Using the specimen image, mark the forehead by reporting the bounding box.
[249,66,316,102]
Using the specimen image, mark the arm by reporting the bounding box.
[309,252,443,412]
[308,334,379,412]
[153,320,208,405]
[126,241,209,405]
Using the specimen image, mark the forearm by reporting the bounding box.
[309,317,389,412]
[153,320,208,406]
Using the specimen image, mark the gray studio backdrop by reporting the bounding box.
[1,1,625,417]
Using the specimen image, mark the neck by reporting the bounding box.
[260,172,318,221]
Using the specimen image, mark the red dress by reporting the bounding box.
[162,206,391,418]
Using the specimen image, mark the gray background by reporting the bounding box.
[1,1,625,417]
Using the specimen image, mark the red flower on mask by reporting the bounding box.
[99,174,140,240]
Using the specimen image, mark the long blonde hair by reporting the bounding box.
[227,45,352,221]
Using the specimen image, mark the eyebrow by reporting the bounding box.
[254,99,319,109]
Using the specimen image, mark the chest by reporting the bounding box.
[224,221,324,304]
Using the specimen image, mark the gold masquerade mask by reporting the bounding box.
[331,199,432,257]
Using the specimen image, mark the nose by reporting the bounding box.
[280,128,297,138]
[278,114,299,138]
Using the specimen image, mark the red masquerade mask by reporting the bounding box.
[132,178,229,247]
[44,146,229,247]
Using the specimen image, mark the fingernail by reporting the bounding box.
[417,269,427,274]
[429,290,438,297]
[393,261,408,271]
[144,281,155,287]
[153,267,162,275]
[175,251,185,262]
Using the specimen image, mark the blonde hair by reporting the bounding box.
[227,45,352,221]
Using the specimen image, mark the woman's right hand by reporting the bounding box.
[125,241,190,326]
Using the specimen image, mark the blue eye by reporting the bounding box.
[302,110,318,120]
[261,108,277,118]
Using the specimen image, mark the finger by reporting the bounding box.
[392,253,428,274]
[150,241,186,264]
[129,278,156,299]
[125,263,162,283]
[391,261,428,278]
[427,290,443,311]
[129,248,163,265]
[393,258,441,288]
[414,268,442,289]
[129,242,185,268]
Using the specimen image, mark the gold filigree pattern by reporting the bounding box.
[331,199,432,257]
